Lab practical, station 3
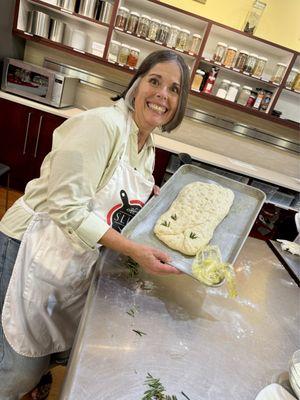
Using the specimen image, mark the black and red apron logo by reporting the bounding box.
[107,190,144,232]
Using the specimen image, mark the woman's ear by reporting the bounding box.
[124,77,141,111]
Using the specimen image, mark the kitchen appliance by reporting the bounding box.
[26,11,50,38]
[98,1,114,23]
[49,18,66,43]
[1,58,78,108]
[60,0,76,11]
[79,0,98,18]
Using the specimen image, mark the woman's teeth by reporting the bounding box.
[147,102,167,114]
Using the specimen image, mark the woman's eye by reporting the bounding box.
[171,85,179,94]
[149,78,159,85]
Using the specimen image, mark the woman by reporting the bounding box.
[0,50,190,399]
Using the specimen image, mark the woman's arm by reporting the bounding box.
[100,228,180,275]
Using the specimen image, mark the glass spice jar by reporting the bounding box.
[156,21,170,45]
[126,11,139,34]
[108,40,121,63]
[188,34,202,55]
[252,56,267,78]
[115,7,129,31]
[234,50,249,71]
[166,25,180,48]
[136,14,150,38]
[286,68,300,89]
[243,53,258,74]
[292,72,300,91]
[225,82,240,102]
[147,18,161,41]
[223,46,238,68]
[117,43,130,65]
[216,79,231,99]
[271,63,287,84]
[175,29,190,52]
[213,42,227,63]
[127,47,139,69]
[236,85,252,105]
[191,69,206,91]
[246,91,257,107]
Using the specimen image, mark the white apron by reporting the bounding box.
[2,115,154,357]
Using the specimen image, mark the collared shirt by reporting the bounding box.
[0,100,155,251]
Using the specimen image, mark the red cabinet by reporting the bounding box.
[0,98,65,191]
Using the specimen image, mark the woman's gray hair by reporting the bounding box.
[112,50,190,133]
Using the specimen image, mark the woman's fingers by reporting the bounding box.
[153,185,160,196]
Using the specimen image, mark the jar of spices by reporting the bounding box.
[271,63,287,84]
[117,43,130,65]
[252,57,267,78]
[202,67,219,94]
[236,85,252,105]
[225,82,240,102]
[234,50,249,71]
[223,46,238,68]
[216,79,231,99]
[108,40,121,63]
[127,47,139,69]
[260,91,272,111]
[286,68,299,89]
[191,69,206,92]
[188,34,202,55]
[115,7,129,31]
[166,25,180,48]
[213,42,227,63]
[156,21,170,44]
[126,11,139,34]
[252,88,265,109]
[147,18,160,41]
[175,29,190,52]
[246,91,257,107]
[243,53,258,74]
[136,15,150,38]
[292,73,300,91]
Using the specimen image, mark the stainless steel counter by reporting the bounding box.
[60,238,300,400]
[268,240,300,285]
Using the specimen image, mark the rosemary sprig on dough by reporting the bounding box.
[189,232,198,239]
[171,214,177,221]
[161,221,170,227]
[126,306,138,317]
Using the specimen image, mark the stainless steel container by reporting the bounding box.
[27,11,50,38]
[60,0,76,12]
[98,1,113,23]
[79,0,98,18]
[49,19,66,43]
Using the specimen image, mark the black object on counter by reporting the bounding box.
[178,153,193,166]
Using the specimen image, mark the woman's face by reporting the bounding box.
[133,61,181,135]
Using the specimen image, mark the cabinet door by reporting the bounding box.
[0,98,39,191]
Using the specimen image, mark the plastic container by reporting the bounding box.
[234,50,249,71]
[175,29,190,52]
[115,7,129,30]
[156,21,170,44]
[243,0,266,34]
[216,79,231,99]
[136,15,150,38]
[252,88,265,109]
[166,25,180,48]
[126,12,139,34]
[191,69,206,91]
[252,56,267,78]
[243,53,258,74]
[236,85,252,105]
[213,42,227,63]
[117,43,130,65]
[147,18,160,41]
[127,47,139,68]
[286,68,299,89]
[108,40,121,63]
[188,34,202,55]
[225,82,240,102]
[223,46,238,68]
[271,63,287,84]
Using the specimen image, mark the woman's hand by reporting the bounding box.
[153,185,160,196]
[128,244,181,275]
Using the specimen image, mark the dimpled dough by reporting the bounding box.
[154,182,234,256]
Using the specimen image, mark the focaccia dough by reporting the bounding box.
[154,182,234,255]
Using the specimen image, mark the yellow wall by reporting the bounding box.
[160,0,300,52]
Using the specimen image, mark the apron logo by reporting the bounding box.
[107,190,144,232]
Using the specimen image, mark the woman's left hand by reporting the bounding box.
[153,185,160,196]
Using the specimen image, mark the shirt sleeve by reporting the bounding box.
[46,109,118,251]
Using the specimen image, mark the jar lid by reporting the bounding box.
[222,79,231,83]
[196,69,206,75]
[258,56,267,61]
[141,14,150,19]
[249,53,258,57]
[151,18,161,23]
[291,68,300,73]
[181,29,190,34]
[193,34,202,38]
[130,47,140,52]
[111,40,121,45]
[243,86,252,90]
[230,82,240,87]
[121,43,131,48]
[217,42,227,47]
[171,25,180,30]
[240,50,249,54]
[119,6,129,12]
[130,11,140,16]
[227,46,238,51]
[277,62,287,67]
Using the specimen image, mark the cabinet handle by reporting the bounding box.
[23,112,32,154]
[34,115,44,158]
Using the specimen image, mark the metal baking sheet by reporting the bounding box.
[123,164,266,276]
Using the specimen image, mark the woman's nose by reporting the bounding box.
[156,86,168,100]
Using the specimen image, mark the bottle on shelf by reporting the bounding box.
[191,69,206,92]
[108,40,121,63]
[188,34,202,55]
[243,53,258,74]
[252,88,265,109]
[271,63,287,84]
[215,79,231,99]
[246,91,257,107]
[225,82,240,102]
[223,46,238,68]
[236,85,252,105]
[212,42,227,63]
[286,68,299,89]
[202,67,219,94]
[155,21,171,45]
[136,15,150,38]
[147,18,161,41]
[166,25,180,48]
[126,11,139,34]
[243,0,266,35]
[115,7,129,30]
[117,43,130,65]
[252,56,267,78]
[234,50,249,71]
[175,29,190,52]
[260,91,273,111]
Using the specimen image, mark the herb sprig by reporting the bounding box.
[161,221,170,227]
[189,232,198,239]
[132,329,147,337]
[142,373,190,399]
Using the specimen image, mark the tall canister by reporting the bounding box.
[27,11,50,38]
[79,0,98,18]
[98,1,114,24]
[49,18,66,43]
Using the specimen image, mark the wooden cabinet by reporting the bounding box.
[0,98,65,191]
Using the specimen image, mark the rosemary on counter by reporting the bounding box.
[125,257,140,278]
[142,373,188,400]
[126,305,138,317]
[132,329,147,337]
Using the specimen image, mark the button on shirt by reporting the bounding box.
[0,100,155,251]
